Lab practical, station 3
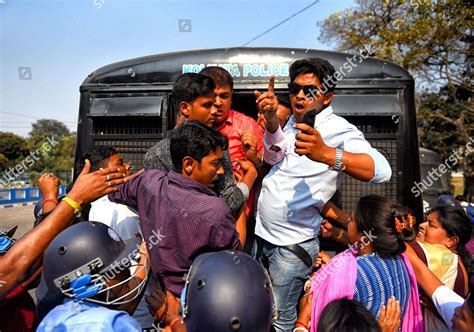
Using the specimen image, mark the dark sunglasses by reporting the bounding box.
[288,82,321,97]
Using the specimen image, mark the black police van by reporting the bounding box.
[74,47,422,220]
[418,147,452,211]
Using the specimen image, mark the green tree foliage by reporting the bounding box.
[417,86,473,157]
[0,132,28,172]
[319,0,473,193]
[25,119,72,174]
[0,119,75,185]
[29,119,70,147]
[319,0,472,89]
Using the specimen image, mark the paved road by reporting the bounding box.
[0,205,38,301]
[0,205,36,237]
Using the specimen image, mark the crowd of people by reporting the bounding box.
[0,57,473,332]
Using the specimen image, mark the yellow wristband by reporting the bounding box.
[63,197,82,215]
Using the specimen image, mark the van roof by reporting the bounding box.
[81,47,413,88]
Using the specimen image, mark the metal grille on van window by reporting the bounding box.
[91,116,163,170]
[346,116,399,135]
[339,116,400,211]
[93,139,157,172]
[92,117,162,136]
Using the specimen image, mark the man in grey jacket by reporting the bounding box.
[144,73,256,216]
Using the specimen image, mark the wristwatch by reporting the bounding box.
[331,147,345,171]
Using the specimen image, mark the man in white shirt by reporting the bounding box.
[254,58,392,331]
[81,147,141,240]
[82,147,156,330]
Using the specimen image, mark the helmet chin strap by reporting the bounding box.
[61,248,150,306]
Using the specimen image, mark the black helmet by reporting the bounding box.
[34,199,43,219]
[436,194,462,210]
[0,225,17,254]
[181,251,275,332]
[39,221,147,306]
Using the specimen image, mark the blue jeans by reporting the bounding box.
[252,236,319,332]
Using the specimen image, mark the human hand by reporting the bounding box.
[232,165,243,182]
[236,158,256,175]
[238,130,260,164]
[125,168,144,182]
[254,76,279,122]
[257,111,266,130]
[39,173,60,199]
[320,219,335,238]
[315,251,331,268]
[293,123,332,164]
[66,159,127,206]
[146,290,181,325]
[378,296,401,332]
[297,292,312,328]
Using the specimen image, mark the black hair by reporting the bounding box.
[317,298,381,332]
[78,146,117,173]
[171,73,216,118]
[277,94,291,110]
[289,58,336,93]
[355,195,416,258]
[427,205,472,274]
[200,66,234,90]
[170,121,228,173]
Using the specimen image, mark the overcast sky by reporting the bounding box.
[0,0,354,137]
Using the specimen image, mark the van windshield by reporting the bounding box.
[420,164,450,192]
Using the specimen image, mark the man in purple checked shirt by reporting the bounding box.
[109,121,242,297]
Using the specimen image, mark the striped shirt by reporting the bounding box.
[354,253,410,322]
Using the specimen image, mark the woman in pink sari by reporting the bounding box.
[296,195,423,332]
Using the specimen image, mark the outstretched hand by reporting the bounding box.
[67,159,127,205]
[255,76,279,122]
[125,168,144,182]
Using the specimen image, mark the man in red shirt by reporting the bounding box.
[200,66,264,166]
[201,67,263,218]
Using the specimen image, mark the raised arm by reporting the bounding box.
[255,76,286,165]
[294,123,391,182]
[108,169,147,209]
[0,161,126,300]
[405,244,443,297]
[256,76,279,134]
[405,244,466,328]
